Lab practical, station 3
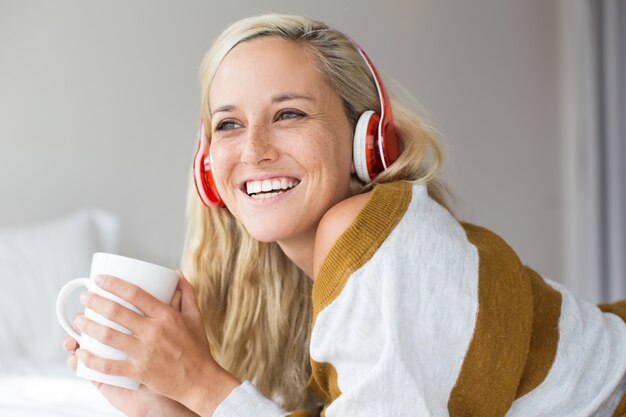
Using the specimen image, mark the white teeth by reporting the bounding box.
[251,191,280,200]
[246,181,263,195]
[245,177,300,196]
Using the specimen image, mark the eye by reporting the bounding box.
[275,109,305,122]
[215,120,242,132]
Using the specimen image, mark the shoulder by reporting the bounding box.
[312,181,417,279]
[313,191,373,278]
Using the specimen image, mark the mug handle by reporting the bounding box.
[56,278,91,343]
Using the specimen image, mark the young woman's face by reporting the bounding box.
[208,37,354,244]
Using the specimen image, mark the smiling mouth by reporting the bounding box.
[244,177,300,199]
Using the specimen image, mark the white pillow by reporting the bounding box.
[0,209,119,369]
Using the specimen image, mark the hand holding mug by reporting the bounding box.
[62,290,198,417]
[57,253,180,390]
[57,253,241,416]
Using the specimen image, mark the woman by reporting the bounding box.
[63,14,626,417]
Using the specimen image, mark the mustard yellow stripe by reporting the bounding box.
[515,267,562,398]
[611,394,626,417]
[448,223,534,417]
[286,411,313,417]
[305,366,334,405]
[309,361,341,416]
[598,300,626,322]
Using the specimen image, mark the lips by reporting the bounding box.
[244,177,300,199]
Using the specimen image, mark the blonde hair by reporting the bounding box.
[180,14,448,414]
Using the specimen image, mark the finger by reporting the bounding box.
[93,274,163,317]
[75,349,133,379]
[178,274,200,318]
[66,353,78,369]
[170,290,182,312]
[81,291,143,334]
[63,336,79,352]
[96,381,130,397]
[74,315,139,354]
[72,313,85,333]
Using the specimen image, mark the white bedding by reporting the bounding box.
[0,363,124,417]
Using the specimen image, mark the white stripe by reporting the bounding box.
[212,381,288,417]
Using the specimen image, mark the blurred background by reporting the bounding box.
[0,0,624,304]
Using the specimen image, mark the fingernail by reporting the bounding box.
[79,292,88,304]
[94,275,105,285]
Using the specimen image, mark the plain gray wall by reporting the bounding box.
[0,1,562,281]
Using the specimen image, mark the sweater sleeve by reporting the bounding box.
[212,381,312,417]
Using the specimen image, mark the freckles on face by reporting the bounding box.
[206,37,354,243]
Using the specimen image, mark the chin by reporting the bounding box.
[241,221,292,243]
[245,229,287,244]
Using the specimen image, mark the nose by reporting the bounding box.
[240,122,278,166]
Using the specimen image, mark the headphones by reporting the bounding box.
[193,37,400,208]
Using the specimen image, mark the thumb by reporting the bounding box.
[177,271,200,317]
[170,289,182,312]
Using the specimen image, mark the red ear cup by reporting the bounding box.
[193,121,225,207]
[380,117,400,168]
[353,108,401,183]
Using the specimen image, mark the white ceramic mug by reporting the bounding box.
[56,252,179,390]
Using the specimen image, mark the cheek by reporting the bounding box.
[302,132,352,174]
[209,144,238,188]
[211,145,239,210]
[292,142,326,167]
[290,123,352,165]
[209,145,245,219]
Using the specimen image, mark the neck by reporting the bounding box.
[277,229,316,280]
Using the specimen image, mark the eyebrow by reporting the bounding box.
[272,93,316,104]
[211,93,316,116]
[211,104,235,116]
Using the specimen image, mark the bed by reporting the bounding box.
[0,209,124,416]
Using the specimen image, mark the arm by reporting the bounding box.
[211,381,312,417]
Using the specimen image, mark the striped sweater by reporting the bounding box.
[214,181,626,417]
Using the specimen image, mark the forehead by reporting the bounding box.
[209,37,331,110]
